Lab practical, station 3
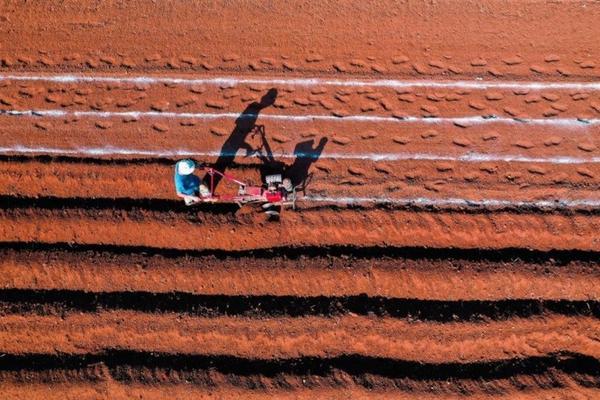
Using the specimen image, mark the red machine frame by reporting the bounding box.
[197,167,297,209]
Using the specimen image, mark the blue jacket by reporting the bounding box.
[174,167,200,195]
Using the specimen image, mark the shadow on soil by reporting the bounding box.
[204,88,278,190]
[249,124,328,193]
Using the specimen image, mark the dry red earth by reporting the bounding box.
[0,1,599,399]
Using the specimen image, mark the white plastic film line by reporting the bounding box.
[303,195,600,209]
[2,109,600,126]
[0,145,598,164]
[2,73,600,90]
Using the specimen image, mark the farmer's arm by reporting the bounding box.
[174,174,202,203]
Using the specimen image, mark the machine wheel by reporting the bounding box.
[261,202,275,210]
[262,202,281,220]
[282,178,293,192]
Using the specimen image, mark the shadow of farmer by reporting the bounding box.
[206,88,278,189]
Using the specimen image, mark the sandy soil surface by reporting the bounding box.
[0,1,599,399]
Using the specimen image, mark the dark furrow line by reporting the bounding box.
[0,351,598,388]
[1,194,599,215]
[2,241,598,263]
[0,195,239,214]
[1,289,599,320]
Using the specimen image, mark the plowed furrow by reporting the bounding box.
[2,1,600,398]
[1,158,599,204]
[1,245,598,300]
[1,312,600,362]
[0,203,598,250]
[2,289,600,321]
[0,352,598,399]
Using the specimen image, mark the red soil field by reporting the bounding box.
[0,1,599,399]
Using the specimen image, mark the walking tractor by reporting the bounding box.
[205,167,298,216]
[174,159,298,218]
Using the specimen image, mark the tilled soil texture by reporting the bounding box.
[2,245,599,300]
[1,1,599,80]
[0,1,599,399]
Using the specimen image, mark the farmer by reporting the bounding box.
[174,159,209,205]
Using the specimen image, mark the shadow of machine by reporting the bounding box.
[251,125,328,199]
